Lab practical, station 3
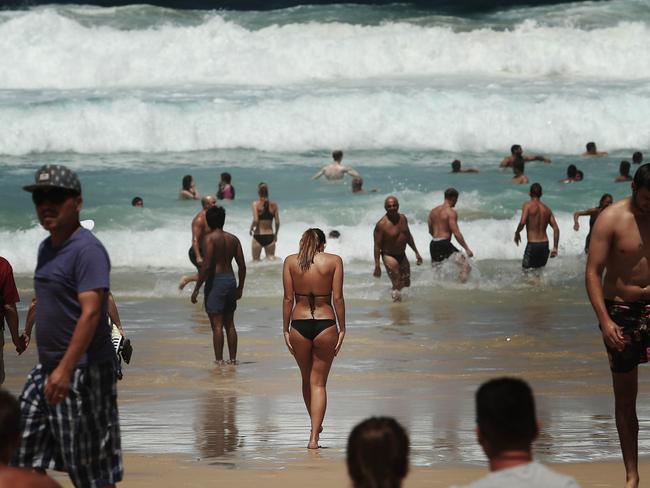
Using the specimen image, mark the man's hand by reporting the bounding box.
[602,319,626,352]
[284,331,294,355]
[13,335,26,355]
[334,330,345,356]
[514,232,521,246]
[573,222,580,231]
[415,253,423,265]
[191,288,200,304]
[196,256,203,266]
[550,247,558,258]
[466,249,474,258]
[19,332,30,350]
[44,365,73,405]
[236,288,243,300]
[373,265,381,278]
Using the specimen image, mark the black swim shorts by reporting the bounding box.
[430,239,459,263]
[188,246,202,271]
[522,241,550,269]
[204,273,238,315]
[602,300,650,373]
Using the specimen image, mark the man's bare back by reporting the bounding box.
[522,199,554,243]
[429,205,454,240]
[312,162,360,181]
[203,229,244,275]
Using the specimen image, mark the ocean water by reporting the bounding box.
[2,0,650,466]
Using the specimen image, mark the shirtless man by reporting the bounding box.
[500,144,551,168]
[583,141,608,157]
[179,195,217,290]
[312,150,360,181]
[451,159,479,173]
[191,206,246,365]
[616,160,633,183]
[511,156,529,184]
[585,164,650,488]
[514,183,559,270]
[373,196,423,301]
[428,188,473,282]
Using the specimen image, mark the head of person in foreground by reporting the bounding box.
[347,416,410,488]
[298,228,327,271]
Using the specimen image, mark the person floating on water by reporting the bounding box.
[511,156,529,184]
[191,206,246,365]
[582,141,608,157]
[217,172,235,200]
[560,164,581,183]
[250,182,280,261]
[312,150,360,181]
[179,174,200,200]
[351,176,378,193]
[616,161,633,183]
[573,193,613,254]
[585,164,650,488]
[451,159,479,173]
[179,195,217,290]
[633,151,643,165]
[514,183,559,271]
[428,188,473,283]
[500,144,550,168]
[282,228,345,449]
[131,196,143,207]
[373,196,423,301]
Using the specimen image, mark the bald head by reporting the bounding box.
[384,196,399,214]
[201,195,216,210]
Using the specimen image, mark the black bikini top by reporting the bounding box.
[295,292,332,318]
[258,201,273,221]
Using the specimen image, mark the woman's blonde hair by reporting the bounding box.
[258,182,269,199]
[298,228,326,271]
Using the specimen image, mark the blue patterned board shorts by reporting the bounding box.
[12,362,123,487]
[603,300,650,373]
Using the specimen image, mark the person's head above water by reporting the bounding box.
[328,230,341,239]
[566,164,578,178]
[206,205,225,230]
[530,182,542,198]
[451,160,461,173]
[585,141,597,153]
[620,160,631,177]
[131,196,143,207]
[476,377,538,457]
[510,144,522,156]
[576,170,584,181]
[633,151,643,164]
[297,228,326,271]
[352,177,363,192]
[220,172,232,184]
[444,187,459,206]
[347,416,410,488]
[182,175,194,192]
[332,150,343,163]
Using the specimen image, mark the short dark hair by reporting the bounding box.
[332,150,343,162]
[599,193,613,207]
[0,390,20,455]
[476,378,537,453]
[206,206,226,230]
[633,151,643,164]
[620,160,631,176]
[510,144,521,155]
[220,172,232,184]
[182,175,193,191]
[586,141,596,152]
[576,170,584,180]
[530,182,542,197]
[567,164,577,178]
[131,196,143,206]
[451,160,461,172]
[328,230,340,239]
[444,187,459,200]
[513,156,525,174]
[347,416,409,488]
[633,163,650,191]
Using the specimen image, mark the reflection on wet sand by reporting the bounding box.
[196,389,241,459]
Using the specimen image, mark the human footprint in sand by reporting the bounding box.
[283,228,345,449]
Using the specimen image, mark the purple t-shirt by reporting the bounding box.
[34,228,114,371]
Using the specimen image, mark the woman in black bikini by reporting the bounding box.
[282,228,346,449]
[250,182,280,261]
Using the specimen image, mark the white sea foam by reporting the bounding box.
[1,87,649,155]
[0,10,649,89]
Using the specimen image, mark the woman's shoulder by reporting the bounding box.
[321,252,343,263]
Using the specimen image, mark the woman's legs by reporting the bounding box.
[308,326,338,448]
[264,240,276,259]
[251,238,262,261]
[290,329,313,413]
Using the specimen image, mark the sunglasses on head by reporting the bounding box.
[32,188,78,206]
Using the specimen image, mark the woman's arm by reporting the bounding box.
[282,258,295,354]
[274,203,281,237]
[332,256,346,355]
[573,207,597,231]
[250,202,259,235]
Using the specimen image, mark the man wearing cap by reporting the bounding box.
[13,165,122,487]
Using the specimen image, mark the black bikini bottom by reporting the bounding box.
[253,234,275,247]
[291,319,337,341]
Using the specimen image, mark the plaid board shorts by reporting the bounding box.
[12,362,123,487]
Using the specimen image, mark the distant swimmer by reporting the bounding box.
[179,195,217,290]
[373,196,423,301]
[352,177,379,193]
[514,183,559,270]
[583,141,608,157]
[217,172,235,200]
[585,164,650,488]
[451,159,479,173]
[573,193,613,254]
[633,151,643,165]
[179,174,200,200]
[560,164,581,183]
[131,196,143,207]
[249,182,280,261]
[576,169,584,181]
[328,230,341,239]
[282,228,345,449]
[500,144,550,168]
[616,161,633,183]
[511,156,529,184]
[191,206,246,365]
[428,188,473,283]
[312,150,360,181]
